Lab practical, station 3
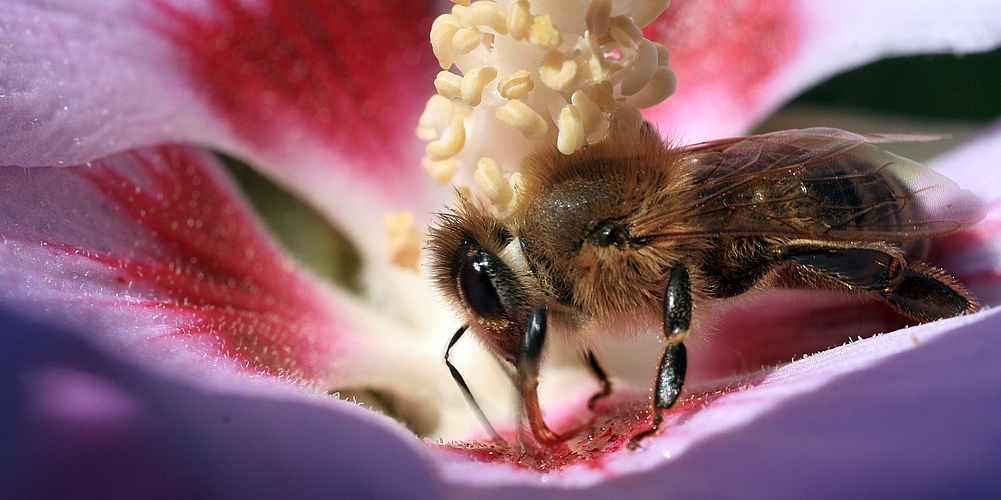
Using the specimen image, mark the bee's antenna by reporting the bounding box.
[444,325,506,444]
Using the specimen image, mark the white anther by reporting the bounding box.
[630,0,671,28]
[473,157,513,206]
[461,66,498,107]
[452,26,484,54]
[585,0,612,35]
[614,102,644,130]
[571,90,603,132]
[434,71,462,100]
[625,65,677,109]
[461,1,508,35]
[557,104,586,155]
[619,39,659,96]
[607,15,643,51]
[422,157,459,185]
[578,33,610,83]
[495,100,548,140]
[539,50,578,91]
[497,70,535,99]
[430,15,461,69]
[529,14,562,49]
[507,0,531,40]
[656,42,670,65]
[425,114,466,161]
[415,94,453,141]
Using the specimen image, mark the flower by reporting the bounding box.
[3,0,1001,496]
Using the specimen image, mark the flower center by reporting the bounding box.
[417,0,676,217]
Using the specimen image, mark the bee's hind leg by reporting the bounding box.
[628,265,690,450]
[880,261,979,322]
[777,242,978,322]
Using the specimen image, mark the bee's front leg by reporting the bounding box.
[629,265,690,450]
[516,306,563,447]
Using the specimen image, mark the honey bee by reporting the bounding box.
[427,124,984,449]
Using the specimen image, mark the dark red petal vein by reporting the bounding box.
[150,0,438,192]
[30,146,346,385]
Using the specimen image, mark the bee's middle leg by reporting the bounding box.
[629,265,690,450]
[585,351,613,410]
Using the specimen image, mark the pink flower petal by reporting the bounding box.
[2,1,219,166]
[0,144,363,386]
[3,0,444,254]
[643,0,1001,142]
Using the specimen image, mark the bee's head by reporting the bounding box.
[428,200,536,364]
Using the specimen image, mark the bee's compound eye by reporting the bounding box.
[590,220,628,247]
[457,244,509,321]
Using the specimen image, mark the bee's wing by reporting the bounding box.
[640,128,986,242]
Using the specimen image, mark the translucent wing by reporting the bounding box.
[634,128,986,242]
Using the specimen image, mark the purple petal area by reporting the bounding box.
[1,308,443,499]
[1,0,221,167]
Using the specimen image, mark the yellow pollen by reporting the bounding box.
[382,212,422,271]
[495,100,548,140]
[529,14,561,49]
[539,50,579,92]
[449,0,471,6]
[497,70,534,100]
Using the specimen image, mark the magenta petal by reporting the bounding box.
[4,0,444,253]
[0,145,361,385]
[643,1,1001,142]
[151,0,437,188]
[150,0,445,249]
[2,309,442,499]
